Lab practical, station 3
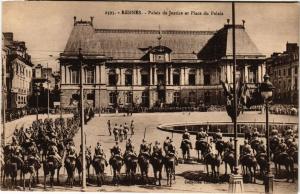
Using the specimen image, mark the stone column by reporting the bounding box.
[61,65,65,84]
[185,67,189,85]
[120,68,125,85]
[133,67,137,85]
[100,64,106,84]
[170,67,174,85]
[66,66,70,84]
[261,64,266,78]
[95,65,100,84]
[137,67,141,85]
[196,68,200,85]
[154,65,157,85]
[244,65,249,83]
[117,68,121,85]
[180,67,185,85]
[199,67,204,85]
[150,67,153,85]
[257,65,262,83]
[165,66,169,85]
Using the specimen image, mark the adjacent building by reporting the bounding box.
[267,43,299,104]
[59,17,266,109]
[3,32,33,110]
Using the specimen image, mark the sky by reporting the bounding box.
[2,2,299,70]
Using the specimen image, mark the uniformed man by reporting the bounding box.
[182,128,192,150]
[113,124,119,141]
[66,142,77,160]
[242,140,252,156]
[47,141,62,165]
[130,120,135,135]
[123,123,129,140]
[278,139,288,153]
[111,141,122,157]
[139,139,151,157]
[119,124,124,142]
[227,138,234,151]
[163,136,170,154]
[271,127,278,137]
[196,128,208,141]
[152,141,163,157]
[107,120,112,136]
[94,142,108,166]
[167,139,178,165]
[252,128,259,139]
[214,129,223,142]
[125,138,135,153]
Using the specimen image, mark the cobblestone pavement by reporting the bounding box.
[2,112,298,193]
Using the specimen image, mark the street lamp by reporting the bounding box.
[260,74,274,194]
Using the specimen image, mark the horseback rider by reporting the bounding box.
[271,127,278,137]
[196,128,208,141]
[214,129,223,142]
[152,141,163,157]
[227,138,234,152]
[257,140,266,154]
[242,140,253,156]
[47,140,62,165]
[284,128,294,143]
[139,139,151,157]
[163,136,170,154]
[94,142,108,166]
[278,139,288,153]
[111,141,123,159]
[166,139,178,165]
[11,136,19,154]
[252,128,259,140]
[66,141,77,161]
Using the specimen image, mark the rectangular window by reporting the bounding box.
[71,69,79,84]
[126,92,133,103]
[109,92,117,104]
[204,74,210,85]
[141,74,149,86]
[189,74,196,85]
[109,74,117,86]
[125,74,133,86]
[86,70,94,84]
[157,74,165,85]
[174,92,180,103]
[173,74,180,85]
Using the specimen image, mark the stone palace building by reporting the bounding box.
[59,17,266,109]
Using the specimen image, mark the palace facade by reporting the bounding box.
[59,17,266,109]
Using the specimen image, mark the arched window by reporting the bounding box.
[141,68,149,86]
[189,91,196,103]
[108,69,117,86]
[173,68,180,85]
[125,69,133,86]
[189,69,196,85]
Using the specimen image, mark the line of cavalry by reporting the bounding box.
[1,112,298,190]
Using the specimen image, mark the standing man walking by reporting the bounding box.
[130,120,135,135]
[107,120,112,136]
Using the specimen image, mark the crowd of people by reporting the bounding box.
[269,104,298,116]
[107,120,135,142]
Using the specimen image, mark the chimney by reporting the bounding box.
[90,16,94,26]
[73,16,77,26]
[242,20,245,27]
[227,19,230,25]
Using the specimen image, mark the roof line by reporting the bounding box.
[95,28,215,35]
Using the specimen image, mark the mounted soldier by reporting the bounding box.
[139,139,151,158]
[252,128,259,140]
[47,139,62,166]
[213,129,223,143]
[110,141,123,160]
[196,127,208,141]
[278,139,288,153]
[152,141,163,157]
[163,136,170,154]
[166,139,178,165]
[94,142,108,166]
[241,140,253,156]
[181,128,192,159]
[284,128,294,143]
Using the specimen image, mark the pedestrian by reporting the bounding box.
[123,123,129,140]
[113,123,119,141]
[107,120,111,136]
[119,124,124,142]
[130,120,135,135]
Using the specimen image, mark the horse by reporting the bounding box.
[124,153,138,185]
[222,150,235,175]
[109,155,123,186]
[195,140,210,162]
[92,156,107,186]
[76,152,92,184]
[43,155,61,189]
[7,155,24,190]
[138,153,150,184]
[203,150,221,178]
[273,151,294,182]
[64,156,76,187]
[239,154,257,183]
[164,154,176,187]
[255,152,268,177]
[22,156,41,190]
[180,139,191,162]
[215,140,226,157]
[150,153,164,186]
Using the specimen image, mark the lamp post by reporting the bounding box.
[260,74,274,194]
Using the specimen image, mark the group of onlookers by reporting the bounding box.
[269,104,298,116]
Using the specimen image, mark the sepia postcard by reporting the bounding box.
[1,1,299,193]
